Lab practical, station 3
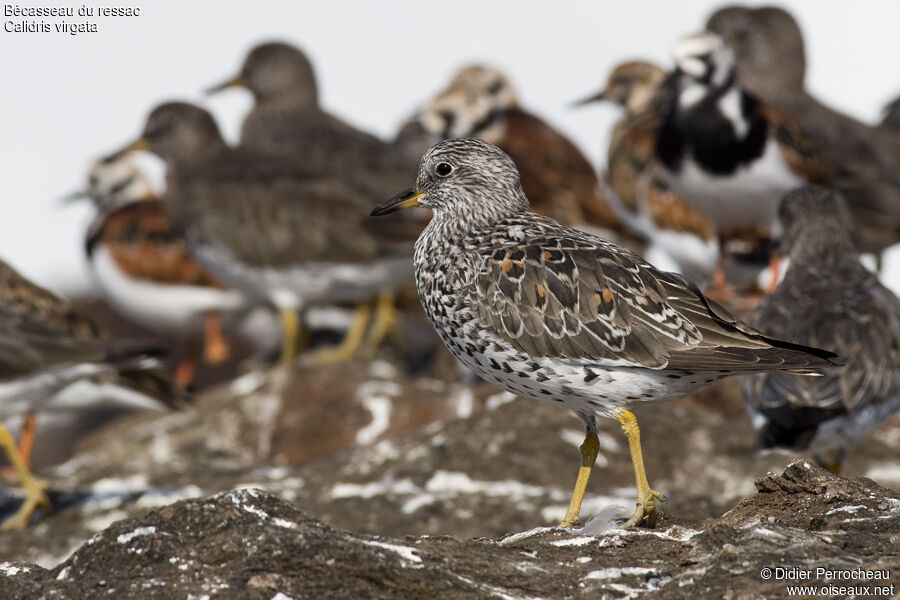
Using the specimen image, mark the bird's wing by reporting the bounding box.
[172,160,380,268]
[745,263,900,414]
[757,102,833,184]
[472,223,840,372]
[88,201,226,289]
[501,109,619,230]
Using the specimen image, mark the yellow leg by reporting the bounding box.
[0,423,49,530]
[822,461,842,475]
[280,309,301,366]
[559,429,600,528]
[303,304,373,366]
[615,409,666,528]
[359,292,398,359]
[203,311,229,365]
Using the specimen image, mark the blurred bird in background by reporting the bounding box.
[68,157,251,388]
[205,42,423,361]
[654,31,829,294]
[707,4,900,263]
[575,60,719,283]
[413,64,628,240]
[742,187,900,474]
[104,102,415,366]
[0,258,176,529]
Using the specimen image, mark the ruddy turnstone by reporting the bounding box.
[706,6,900,257]
[742,186,900,474]
[104,102,414,366]
[206,41,412,202]
[656,32,828,288]
[575,60,717,282]
[372,138,842,528]
[70,157,251,387]
[0,257,175,529]
[417,65,624,234]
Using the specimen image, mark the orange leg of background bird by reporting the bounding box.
[203,311,229,364]
[764,252,782,294]
[18,413,37,468]
[704,253,734,303]
[174,346,199,389]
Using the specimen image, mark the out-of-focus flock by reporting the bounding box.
[1,4,899,531]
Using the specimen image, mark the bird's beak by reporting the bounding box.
[59,189,88,206]
[102,138,149,164]
[371,188,424,216]
[205,75,245,95]
[571,90,606,108]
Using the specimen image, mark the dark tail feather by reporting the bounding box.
[757,335,846,373]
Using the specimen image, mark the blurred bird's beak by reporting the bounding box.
[205,75,245,95]
[59,190,88,206]
[371,188,424,216]
[102,138,149,164]
[571,90,606,108]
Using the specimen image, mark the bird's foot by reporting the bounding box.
[1,477,50,531]
[622,488,667,529]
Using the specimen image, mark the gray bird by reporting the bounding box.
[706,5,900,258]
[372,138,842,529]
[0,258,175,529]
[742,186,900,473]
[207,41,413,203]
[105,102,415,366]
[879,96,900,139]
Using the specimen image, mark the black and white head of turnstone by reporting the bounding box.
[208,41,318,108]
[78,158,156,214]
[374,138,841,529]
[670,32,736,105]
[742,186,900,473]
[420,65,516,143]
[706,5,806,97]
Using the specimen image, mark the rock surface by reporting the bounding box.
[1,347,899,597]
[2,462,898,599]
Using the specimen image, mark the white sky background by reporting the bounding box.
[1,0,898,296]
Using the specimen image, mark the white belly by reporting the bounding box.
[670,139,804,232]
[91,246,249,337]
[191,242,412,312]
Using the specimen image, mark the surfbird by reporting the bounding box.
[416,65,624,234]
[575,60,717,282]
[70,157,250,387]
[371,138,843,528]
[742,186,900,473]
[104,102,415,366]
[206,41,413,202]
[0,257,175,529]
[706,6,900,258]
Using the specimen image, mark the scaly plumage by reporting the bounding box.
[373,138,842,529]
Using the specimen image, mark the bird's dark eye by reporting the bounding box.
[435,162,453,177]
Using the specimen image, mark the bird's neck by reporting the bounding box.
[255,88,318,112]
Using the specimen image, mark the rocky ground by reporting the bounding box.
[1,316,900,597]
[1,461,898,599]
